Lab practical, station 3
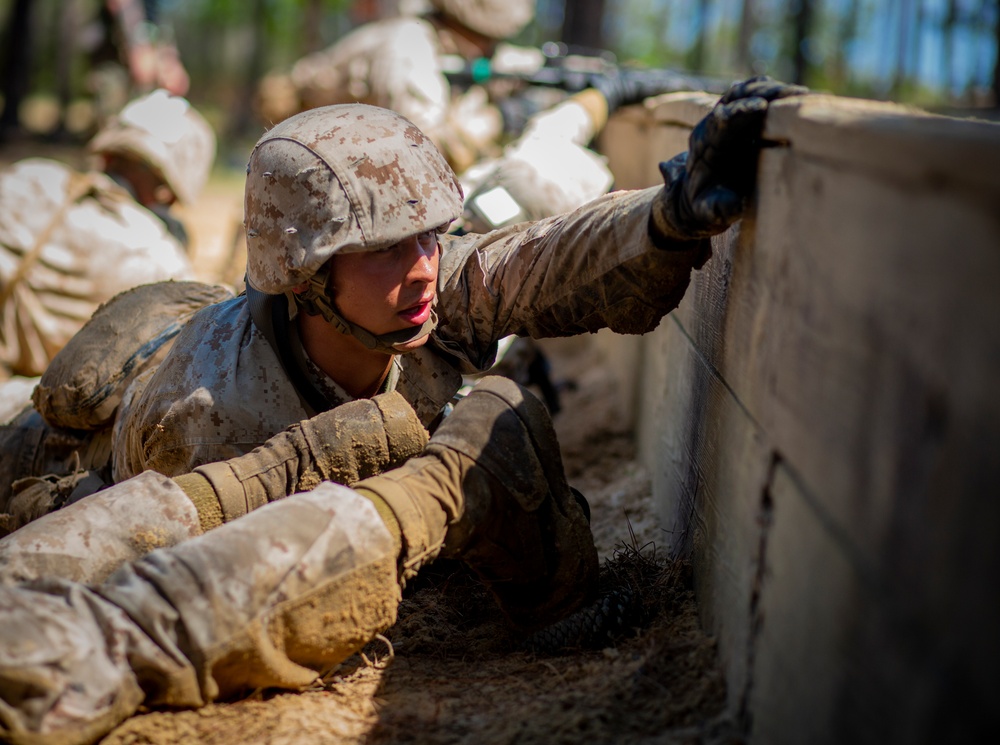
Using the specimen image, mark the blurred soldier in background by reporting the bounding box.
[257,0,706,210]
[257,0,540,174]
[0,89,215,410]
[83,0,191,126]
[257,0,686,409]
[0,0,191,142]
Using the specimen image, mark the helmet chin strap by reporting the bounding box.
[291,265,438,355]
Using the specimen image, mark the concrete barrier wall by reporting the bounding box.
[596,93,1000,743]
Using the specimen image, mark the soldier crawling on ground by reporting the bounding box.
[0,76,807,745]
[0,89,215,420]
[259,0,699,407]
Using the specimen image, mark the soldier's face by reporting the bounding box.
[329,230,440,350]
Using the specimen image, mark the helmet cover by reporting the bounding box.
[88,89,216,204]
[431,0,535,39]
[244,104,463,295]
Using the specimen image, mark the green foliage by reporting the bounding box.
[4,0,996,133]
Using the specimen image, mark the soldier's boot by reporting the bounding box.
[0,482,400,745]
[0,391,427,586]
[354,375,599,631]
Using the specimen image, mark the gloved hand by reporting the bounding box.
[174,391,429,531]
[649,75,809,243]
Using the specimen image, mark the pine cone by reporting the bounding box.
[523,587,639,655]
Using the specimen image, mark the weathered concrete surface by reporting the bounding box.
[597,93,1000,744]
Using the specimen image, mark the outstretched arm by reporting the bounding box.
[436,77,809,367]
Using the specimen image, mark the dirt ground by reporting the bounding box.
[100,336,735,745]
[1,137,736,744]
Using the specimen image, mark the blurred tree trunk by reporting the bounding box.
[230,0,269,137]
[303,0,325,55]
[561,0,607,51]
[690,0,712,72]
[993,0,1000,106]
[0,0,34,140]
[791,0,815,85]
[943,0,958,94]
[831,0,860,90]
[53,0,85,137]
[736,0,756,74]
[891,0,913,97]
[909,0,925,88]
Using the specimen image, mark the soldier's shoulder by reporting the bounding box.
[0,158,76,194]
[0,158,134,210]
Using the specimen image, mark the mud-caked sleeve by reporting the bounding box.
[436,186,710,367]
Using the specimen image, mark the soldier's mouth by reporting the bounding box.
[399,297,433,325]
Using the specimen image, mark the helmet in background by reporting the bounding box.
[88,89,216,205]
[430,0,535,40]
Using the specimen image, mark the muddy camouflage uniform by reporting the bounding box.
[113,186,698,481]
[262,0,620,409]
[0,89,214,381]
[0,77,808,745]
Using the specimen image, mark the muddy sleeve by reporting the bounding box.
[436,186,710,368]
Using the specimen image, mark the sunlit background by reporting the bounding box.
[2,0,998,151]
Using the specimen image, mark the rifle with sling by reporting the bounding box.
[441,41,731,106]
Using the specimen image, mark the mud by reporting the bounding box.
[100,336,735,745]
[0,144,734,744]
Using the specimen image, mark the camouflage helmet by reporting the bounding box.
[244,103,463,296]
[88,89,215,205]
[430,0,535,40]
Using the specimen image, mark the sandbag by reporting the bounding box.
[32,280,233,431]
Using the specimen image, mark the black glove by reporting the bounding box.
[650,75,808,243]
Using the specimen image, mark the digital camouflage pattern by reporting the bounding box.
[114,185,709,481]
[262,15,617,235]
[0,470,200,586]
[430,0,536,39]
[0,159,193,378]
[0,78,800,745]
[0,482,399,745]
[244,104,464,295]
